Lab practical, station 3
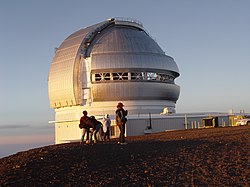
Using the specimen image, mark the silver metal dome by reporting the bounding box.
[48,18,180,114]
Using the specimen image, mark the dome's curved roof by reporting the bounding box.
[48,18,180,108]
[91,26,164,54]
[90,25,179,76]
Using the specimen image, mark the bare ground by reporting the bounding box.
[0,126,249,186]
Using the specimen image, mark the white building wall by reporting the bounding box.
[54,106,84,144]
[125,115,231,137]
[126,117,186,136]
[55,122,82,144]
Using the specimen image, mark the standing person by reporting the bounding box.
[115,102,128,145]
[79,110,92,144]
[102,114,111,141]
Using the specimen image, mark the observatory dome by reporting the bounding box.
[48,18,180,115]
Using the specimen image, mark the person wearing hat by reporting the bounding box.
[115,102,128,145]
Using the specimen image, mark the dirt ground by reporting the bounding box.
[0,126,249,186]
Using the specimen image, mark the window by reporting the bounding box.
[131,72,143,80]
[102,73,110,81]
[112,73,120,80]
[112,72,128,80]
[93,71,174,83]
[95,74,101,81]
[147,72,157,80]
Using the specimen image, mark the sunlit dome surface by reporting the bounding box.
[48,17,180,114]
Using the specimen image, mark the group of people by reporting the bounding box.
[79,111,111,144]
[79,102,128,145]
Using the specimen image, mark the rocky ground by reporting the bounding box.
[0,126,249,186]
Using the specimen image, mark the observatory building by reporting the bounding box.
[48,18,180,143]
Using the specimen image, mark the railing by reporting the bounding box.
[112,17,143,28]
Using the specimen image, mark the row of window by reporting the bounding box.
[92,72,175,83]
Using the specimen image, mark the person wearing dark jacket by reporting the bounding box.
[90,116,103,143]
[79,110,92,144]
[115,102,128,145]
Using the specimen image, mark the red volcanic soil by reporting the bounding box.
[0,126,250,186]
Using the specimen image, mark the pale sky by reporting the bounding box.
[0,0,250,157]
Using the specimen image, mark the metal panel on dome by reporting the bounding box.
[91,53,179,75]
[91,26,164,54]
[48,22,107,108]
[92,82,180,102]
